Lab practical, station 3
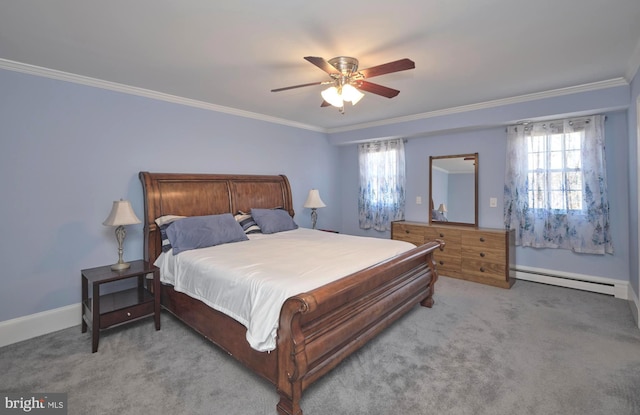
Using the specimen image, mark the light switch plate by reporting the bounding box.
[490,197,497,207]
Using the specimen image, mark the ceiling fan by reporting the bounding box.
[271,56,415,113]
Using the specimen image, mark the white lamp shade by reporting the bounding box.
[341,84,364,105]
[321,86,344,108]
[438,203,447,213]
[304,189,326,209]
[103,200,141,226]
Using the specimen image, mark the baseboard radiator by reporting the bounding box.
[514,265,629,300]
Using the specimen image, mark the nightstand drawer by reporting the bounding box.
[100,300,155,329]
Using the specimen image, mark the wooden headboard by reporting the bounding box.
[139,172,294,265]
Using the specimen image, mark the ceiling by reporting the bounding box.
[1,1,640,132]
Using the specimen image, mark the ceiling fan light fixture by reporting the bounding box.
[342,84,364,105]
[321,86,344,108]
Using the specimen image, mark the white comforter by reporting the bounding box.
[154,228,415,352]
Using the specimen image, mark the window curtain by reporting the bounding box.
[503,115,613,254]
[358,139,406,231]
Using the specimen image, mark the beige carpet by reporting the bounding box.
[1,276,639,415]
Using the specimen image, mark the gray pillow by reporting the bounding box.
[250,208,298,234]
[166,213,248,254]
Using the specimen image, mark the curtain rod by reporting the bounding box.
[507,114,607,132]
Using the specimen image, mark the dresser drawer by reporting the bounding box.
[461,231,505,250]
[425,227,462,254]
[434,239,462,255]
[462,246,505,265]
[433,252,462,276]
[461,259,507,281]
[425,227,462,242]
[392,223,425,245]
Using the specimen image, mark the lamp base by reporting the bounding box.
[311,209,318,230]
[111,262,131,271]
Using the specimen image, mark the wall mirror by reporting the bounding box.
[429,153,478,227]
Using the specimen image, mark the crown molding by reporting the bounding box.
[0,58,630,136]
[327,78,629,134]
[0,58,325,133]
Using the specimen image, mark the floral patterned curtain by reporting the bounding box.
[504,115,613,254]
[358,139,406,231]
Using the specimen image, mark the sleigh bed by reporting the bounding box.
[139,171,441,415]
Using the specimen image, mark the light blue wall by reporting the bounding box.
[0,69,338,322]
[337,89,632,283]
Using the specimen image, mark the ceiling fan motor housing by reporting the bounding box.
[328,57,359,76]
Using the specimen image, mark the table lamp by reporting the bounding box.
[103,199,141,271]
[303,189,326,230]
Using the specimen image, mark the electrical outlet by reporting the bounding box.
[416,196,422,205]
[490,197,497,208]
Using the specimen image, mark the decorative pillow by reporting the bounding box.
[166,213,248,254]
[155,215,187,252]
[159,224,174,253]
[234,211,261,234]
[155,214,186,227]
[250,208,298,234]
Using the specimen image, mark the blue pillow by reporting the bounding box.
[250,208,298,234]
[166,213,248,254]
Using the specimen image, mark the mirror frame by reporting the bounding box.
[429,153,479,227]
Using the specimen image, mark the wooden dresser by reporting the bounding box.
[391,221,515,288]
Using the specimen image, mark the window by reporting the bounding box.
[358,139,406,231]
[504,115,612,254]
[527,131,583,212]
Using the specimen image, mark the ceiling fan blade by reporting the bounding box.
[320,100,332,107]
[354,80,400,98]
[357,58,415,79]
[304,56,340,75]
[271,81,324,92]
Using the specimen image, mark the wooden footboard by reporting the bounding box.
[275,241,440,415]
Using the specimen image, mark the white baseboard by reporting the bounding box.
[514,265,629,300]
[0,303,81,348]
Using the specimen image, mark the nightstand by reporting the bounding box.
[81,260,160,352]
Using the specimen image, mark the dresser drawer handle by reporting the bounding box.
[405,230,410,233]
[439,260,444,265]
[480,267,485,272]
[439,233,444,238]
[480,252,485,257]
[479,237,485,242]
[127,312,131,317]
